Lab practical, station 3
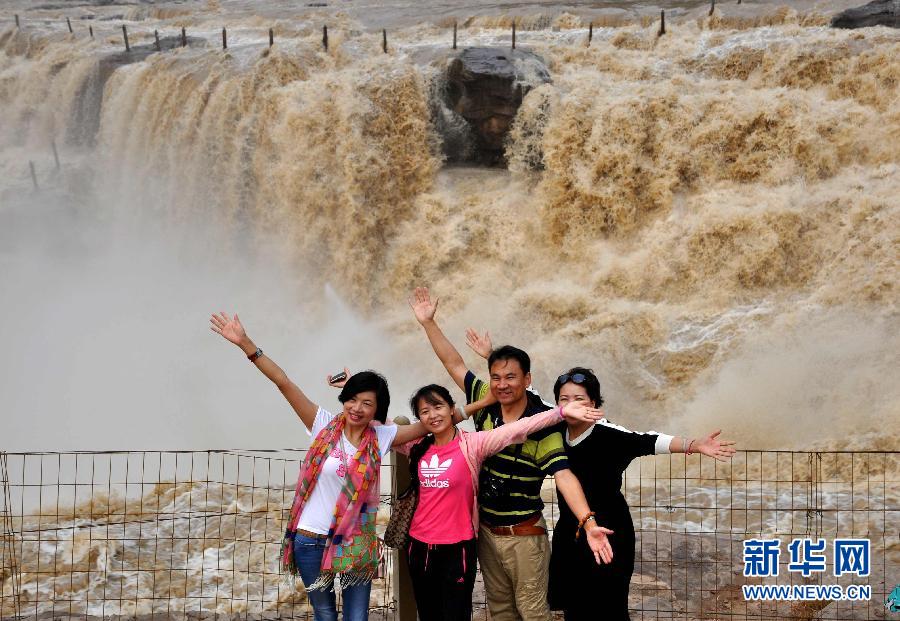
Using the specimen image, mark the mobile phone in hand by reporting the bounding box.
[329,371,347,385]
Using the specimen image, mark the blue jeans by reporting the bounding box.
[293,534,372,621]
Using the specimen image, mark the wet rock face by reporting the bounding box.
[831,0,900,28]
[439,47,551,166]
[69,35,206,146]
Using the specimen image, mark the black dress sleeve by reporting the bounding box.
[591,420,661,462]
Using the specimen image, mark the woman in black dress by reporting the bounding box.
[546,367,736,621]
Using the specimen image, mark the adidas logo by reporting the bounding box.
[420,454,452,478]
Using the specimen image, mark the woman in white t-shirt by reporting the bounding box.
[210,312,431,621]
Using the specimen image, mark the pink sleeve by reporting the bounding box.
[472,408,564,461]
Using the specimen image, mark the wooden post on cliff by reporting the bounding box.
[51,140,60,171]
[154,29,161,51]
[122,24,130,52]
[658,10,666,36]
[587,22,593,46]
[709,0,716,16]
[452,21,457,49]
[181,27,187,47]
[222,27,227,49]
[29,162,38,191]
[391,417,416,621]
[89,25,94,39]
[382,29,387,53]
[511,20,516,50]
[66,17,73,34]
[14,15,20,28]
[269,27,274,47]
[322,25,328,52]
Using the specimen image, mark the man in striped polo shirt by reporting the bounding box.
[410,288,611,621]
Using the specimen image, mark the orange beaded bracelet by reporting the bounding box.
[575,511,596,540]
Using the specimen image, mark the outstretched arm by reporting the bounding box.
[392,421,430,447]
[210,312,318,431]
[464,392,497,417]
[409,287,468,391]
[477,401,601,457]
[670,430,736,460]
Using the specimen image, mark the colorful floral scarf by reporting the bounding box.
[281,412,382,591]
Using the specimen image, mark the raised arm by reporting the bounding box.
[210,312,318,431]
[409,287,468,391]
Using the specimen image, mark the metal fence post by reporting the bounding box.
[1,452,22,619]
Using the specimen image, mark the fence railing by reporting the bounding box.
[1,449,896,620]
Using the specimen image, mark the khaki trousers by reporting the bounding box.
[477,518,551,621]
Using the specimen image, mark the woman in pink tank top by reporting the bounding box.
[395,384,605,621]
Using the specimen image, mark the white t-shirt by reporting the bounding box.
[296,407,398,535]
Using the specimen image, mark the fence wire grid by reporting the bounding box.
[0,449,896,621]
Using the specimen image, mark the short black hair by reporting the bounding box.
[488,345,531,375]
[339,370,390,423]
[409,384,456,418]
[552,366,604,407]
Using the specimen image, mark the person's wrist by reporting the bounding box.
[575,511,596,539]
[239,339,256,356]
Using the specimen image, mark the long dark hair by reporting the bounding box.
[407,385,456,483]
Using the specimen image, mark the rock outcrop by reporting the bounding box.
[437,47,551,166]
[831,0,900,28]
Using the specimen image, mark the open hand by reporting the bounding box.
[408,287,438,324]
[695,430,737,461]
[465,328,493,360]
[585,523,615,564]
[559,401,604,425]
[210,312,247,347]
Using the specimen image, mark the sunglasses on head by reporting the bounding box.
[557,373,588,385]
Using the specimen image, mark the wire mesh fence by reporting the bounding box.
[1,449,896,620]
[0,450,399,620]
[620,450,897,620]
